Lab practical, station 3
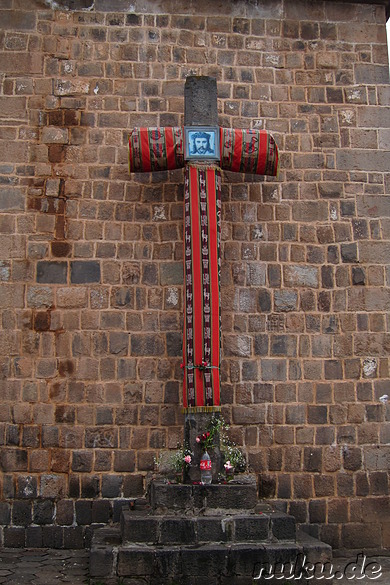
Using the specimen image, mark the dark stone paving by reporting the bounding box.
[0,549,89,584]
[0,548,389,584]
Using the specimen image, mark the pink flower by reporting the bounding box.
[184,455,192,464]
[224,461,233,470]
[196,437,201,443]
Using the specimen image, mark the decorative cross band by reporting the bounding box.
[129,126,278,177]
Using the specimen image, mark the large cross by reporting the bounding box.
[129,76,278,479]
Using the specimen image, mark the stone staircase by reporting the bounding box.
[90,477,332,584]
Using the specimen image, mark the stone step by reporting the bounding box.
[89,526,121,578]
[150,479,258,513]
[120,509,296,545]
[90,482,333,583]
[114,541,332,583]
[90,523,332,583]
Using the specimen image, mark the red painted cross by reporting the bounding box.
[129,76,278,414]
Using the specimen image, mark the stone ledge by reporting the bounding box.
[150,479,258,513]
[121,509,296,545]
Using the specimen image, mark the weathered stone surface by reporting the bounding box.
[85,428,118,449]
[379,129,390,149]
[232,405,266,424]
[131,334,165,356]
[122,514,159,543]
[0,11,36,31]
[54,79,90,96]
[184,75,218,126]
[0,188,25,211]
[357,195,390,217]
[118,545,155,576]
[271,513,296,540]
[274,291,298,312]
[150,483,194,512]
[42,127,69,145]
[359,241,390,264]
[57,287,87,308]
[181,544,229,576]
[336,149,390,172]
[235,515,268,541]
[223,335,251,356]
[70,261,101,284]
[89,543,115,577]
[160,262,183,285]
[33,500,54,525]
[160,518,196,544]
[196,517,228,543]
[364,446,390,471]
[37,261,67,284]
[283,265,319,288]
[358,106,390,128]
[0,284,25,308]
[348,289,390,312]
[0,449,28,471]
[355,64,389,84]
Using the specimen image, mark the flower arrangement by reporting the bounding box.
[170,444,193,474]
[196,431,212,451]
[224,459,234,481]
[221,441,246,473]
[196,413,225,452]
[195,414,247,476]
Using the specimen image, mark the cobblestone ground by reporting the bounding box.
[0,549,389,584]
[0,549,89,584]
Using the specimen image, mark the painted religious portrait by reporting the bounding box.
[184,127,220,161]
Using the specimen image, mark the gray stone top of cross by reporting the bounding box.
[184,75,218,127]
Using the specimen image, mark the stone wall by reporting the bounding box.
[0,0,390,552]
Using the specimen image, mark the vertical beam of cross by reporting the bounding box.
[182,77,222,481]
[182,77,221,416]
